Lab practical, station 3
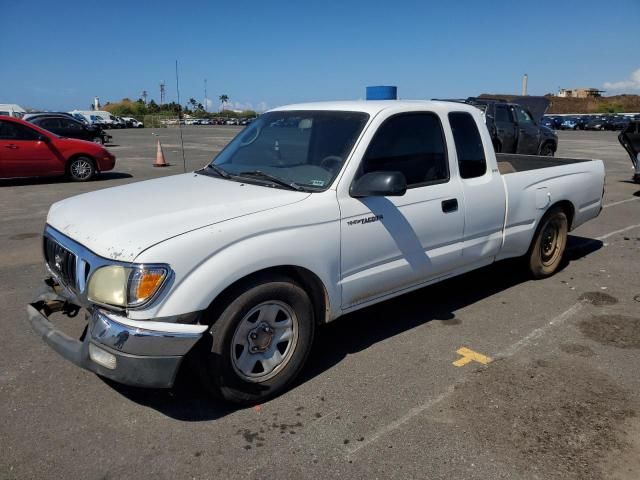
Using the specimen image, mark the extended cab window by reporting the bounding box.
[358,112,448,187]
[449,112,487,179]
[0,121,39,140]
[495,105,512,123]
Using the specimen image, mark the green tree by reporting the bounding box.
[219,94,229,111]
[147,100,160,113]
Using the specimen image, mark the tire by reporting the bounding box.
[527,207,568,279]
[199,275,315,404]
[540,143,555,156]
[67,156,96,182]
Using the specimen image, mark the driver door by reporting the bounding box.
[338,112,465,309]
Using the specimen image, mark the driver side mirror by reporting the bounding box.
[350,171,407,198]
[37,135,50,143]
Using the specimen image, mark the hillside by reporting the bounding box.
[479,94,640,114]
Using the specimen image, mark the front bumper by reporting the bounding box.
[27,280,206,388]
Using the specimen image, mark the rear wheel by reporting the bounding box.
[527,207,568,278]
[67,156,96,182]
[199,275,315,405]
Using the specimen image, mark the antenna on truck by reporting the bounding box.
[175,59,186,173]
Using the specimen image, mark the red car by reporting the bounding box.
[0,115,116,181]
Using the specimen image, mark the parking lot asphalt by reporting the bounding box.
[1,128,639,480]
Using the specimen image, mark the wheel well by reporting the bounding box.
[66,153,97,172]
[550,200,575,230]
[204,266,330,327]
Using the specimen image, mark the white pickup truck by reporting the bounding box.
[28,100,605,404]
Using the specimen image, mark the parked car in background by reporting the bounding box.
[0,115,115,181]
[585,117,606,131]
[26,114,112,145]
[618,120,640,183]
[458,97,557,155]
[560,118,579,130]
[0,104,26,118]
[610,117,630,131]
[69,110,118,129]
[121,117,143,128]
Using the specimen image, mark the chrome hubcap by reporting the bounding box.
[231,301,298,382]
[71,159,92,179]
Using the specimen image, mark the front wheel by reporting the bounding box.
[527,207,568,279]
[67,156,96,182]
[199,275,315,404]
[540,143,555,156]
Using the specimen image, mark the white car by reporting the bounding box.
[121,117,144,128]
[29,100,605,404]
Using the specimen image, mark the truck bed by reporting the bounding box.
[497,153,591,174]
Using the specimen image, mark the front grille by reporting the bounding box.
[44,236,77,289]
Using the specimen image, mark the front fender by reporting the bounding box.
[129,195,342,322]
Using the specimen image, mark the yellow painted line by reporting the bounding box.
[452,346,492,367]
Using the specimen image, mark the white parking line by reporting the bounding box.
[347,301,585,456]
[497,303,583,358]
[603,197,640,208]
[346,385,456,455]
[597,224,640,240]
[346,220,640,455]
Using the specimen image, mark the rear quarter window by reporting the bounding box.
[449,112,487,179]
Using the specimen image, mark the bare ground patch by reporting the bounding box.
[447,357,637,480]
[579,315,640,349]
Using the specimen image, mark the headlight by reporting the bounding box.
[87,265,169,308]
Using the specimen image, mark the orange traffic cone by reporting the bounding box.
[153,140,169,167]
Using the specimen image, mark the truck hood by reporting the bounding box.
[47,173,310,262]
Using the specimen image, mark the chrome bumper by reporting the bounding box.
[27,280,207,388]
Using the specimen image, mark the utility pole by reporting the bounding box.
[160,81,166,105]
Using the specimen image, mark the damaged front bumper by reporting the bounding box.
[27,279,207,388]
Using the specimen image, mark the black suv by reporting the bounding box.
[25,114,111,144]
[467,97,557,156]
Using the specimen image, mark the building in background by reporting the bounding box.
[557,88,605,98]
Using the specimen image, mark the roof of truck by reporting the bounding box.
[270,100,481,115]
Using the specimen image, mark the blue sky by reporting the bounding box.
[1,0,639,111]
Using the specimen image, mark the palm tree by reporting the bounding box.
[219,94,229,111]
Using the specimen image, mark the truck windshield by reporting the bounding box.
[207,110,369,191]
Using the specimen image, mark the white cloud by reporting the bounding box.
[204,98,215,110]
[232,101,254,111]
[256,101,268,112]
[603,68,640,91]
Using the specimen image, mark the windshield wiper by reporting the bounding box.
[238,170,304,191]
[202,164,232,178]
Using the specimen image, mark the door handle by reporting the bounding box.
[4,144,18,149]
[441,198,458,213]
